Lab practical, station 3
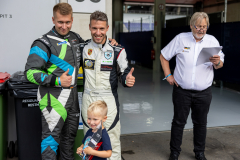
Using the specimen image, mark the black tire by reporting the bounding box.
[15,140,18,157]
[8,141,15,158]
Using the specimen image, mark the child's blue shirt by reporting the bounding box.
[82,128,112,160]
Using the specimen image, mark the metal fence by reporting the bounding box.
[127,10,152,14]
[123,16,154,32]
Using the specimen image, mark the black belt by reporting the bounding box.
[175,85,210,93]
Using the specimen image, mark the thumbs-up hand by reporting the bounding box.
[60,69,72,87]
[126,67,135,87]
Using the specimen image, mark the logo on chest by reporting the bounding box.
[71,39,77,43]
[101,60,113,71]
[88,49,93,56]
[84,59,95,70]
[57,41,67,46]
[182,47,191,53]
[104,51,112,60]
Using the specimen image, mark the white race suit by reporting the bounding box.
[79,38,131,160]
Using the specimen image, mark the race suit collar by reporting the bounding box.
[102,39,107,48]
[51,27,71,39]
[91,36,109,52]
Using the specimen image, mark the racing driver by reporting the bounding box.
[24,3,117,160]
[80,11,135,160]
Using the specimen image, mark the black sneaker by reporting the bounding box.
[195,152,207,160]
[169,152,179,160]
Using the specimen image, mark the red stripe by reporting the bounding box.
[88,142,103,160]
[117,48,124,59]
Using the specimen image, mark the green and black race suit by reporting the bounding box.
[24,27,84,160]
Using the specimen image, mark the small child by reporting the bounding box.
[76,100,112,160]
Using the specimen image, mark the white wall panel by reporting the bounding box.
[0,0,57,74]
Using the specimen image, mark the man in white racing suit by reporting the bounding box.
[79,11,135,160]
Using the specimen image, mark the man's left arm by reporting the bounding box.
[210,50,224,69]
[210,37,225,69]
[116,49,135,87]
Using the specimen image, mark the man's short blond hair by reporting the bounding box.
[190,12,210,27]
[53,3,73,17]
[87,100,108,116]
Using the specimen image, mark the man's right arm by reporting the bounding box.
[24,41,57,86]
[160,54,178,86]
[160,34,181,86]
[160,35,180,86]
[160,54,171,77]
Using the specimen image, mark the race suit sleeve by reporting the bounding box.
[24,41,57,86]
[71,32,85,68]
[116,48,131,87]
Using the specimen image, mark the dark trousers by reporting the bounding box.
[170,85,212,154]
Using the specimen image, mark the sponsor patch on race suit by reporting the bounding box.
[84,59,95,70]
[71,39,77,43]
[88,49,93,56]
[104,51,112,60]
[57,41,67,46]
[101,60,113,71]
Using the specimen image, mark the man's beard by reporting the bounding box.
[192,31,205,40]
[92,35,106,44]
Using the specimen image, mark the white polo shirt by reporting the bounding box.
[161,32,225,91]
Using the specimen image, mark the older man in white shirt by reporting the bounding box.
[160,12,224,160]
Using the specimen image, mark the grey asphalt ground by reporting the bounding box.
[7,125,240,160]
[121,125,240,160]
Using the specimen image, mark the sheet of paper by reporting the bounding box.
[196,46,223,66]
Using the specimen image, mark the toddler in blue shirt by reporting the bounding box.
[76,100,112,160]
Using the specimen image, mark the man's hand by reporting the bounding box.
[209,55,220,65]
[108,38,118,46]
[60,69,72,87]
[76,147,83,155]
[166,75,178,87]
[84,146,94,155]
[126,68,135,87]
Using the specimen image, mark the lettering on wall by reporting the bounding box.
[0,14,12,18]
